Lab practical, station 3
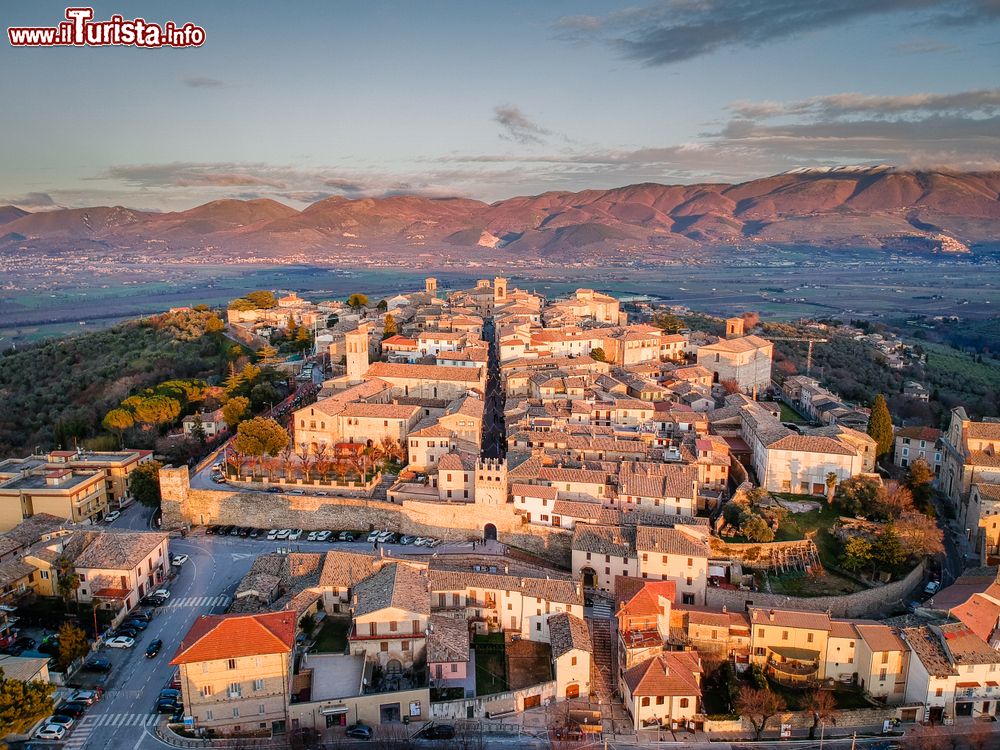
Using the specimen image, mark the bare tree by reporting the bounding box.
[736,685,786,740]
[802,688,836,740]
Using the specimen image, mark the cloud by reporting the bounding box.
[1,192,59,210]
[493,105,552,145]
[181,75,226,88]
[891,38,957,55]
[729,87,1000,119]
[554,0,1000,66]
[97,163,288,188]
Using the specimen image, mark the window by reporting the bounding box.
[680,698,689,708]
[758,629,764,638]
[450,663,458,673]
[254,679,265,691]
[380,642,388,652]
[229,682,241,697]
[882,651,889,663]
[879,668,887,681]
[687,558,693,567]
[782,631,789,641]
[641,697,650,707]
[232,708,240,718]
[201,685,213,697]
[571,656,577,666]
[935,687,943,697]
[807,633,814,643]
[390,621,397,632]
[259,704,266,715]
[656,696,664,705]
[402,640,411,651]
[228,659,237,670]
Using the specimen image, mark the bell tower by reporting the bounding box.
[474,457,508,506]
[345,323,370,384]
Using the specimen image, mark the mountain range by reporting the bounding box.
[2,166,999,258]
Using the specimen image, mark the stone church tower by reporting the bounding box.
[345,323,371,384]
[493,277,508,306]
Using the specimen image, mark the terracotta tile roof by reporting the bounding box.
[512,483,559,500]
[73,530,168,571]
[437,452,478,471]
[429,569,582,606]
[896,426,942,441]
[855,623,905,652]
[620,464,697,500]
[767,434,858,456]
[353,562,430,617]
[748,607,832,631]
[572,525,636,558]
[699,335,772,354]
[622,652,702,697]
[949,593,1000,643]
[427,614,470,663]
[538,467,609,485]
[548,612,592,658]
[967,422,1000,441]
[902,625,957,677]
[551,499,600,518]
[366,362,483,383]
[170,611,297,664]
[829,620,861,640]
[635,526,709,558]
[338,402,420,420]
[616,580,676,617]
[974,484,1000,503]
[319,550,380,589]
[938,621,1000,665]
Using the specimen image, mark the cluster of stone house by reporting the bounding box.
[0,449,154,531]
[0,513,169,646]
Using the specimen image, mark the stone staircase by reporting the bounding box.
[370,473,396,502]
[589,608,616,702]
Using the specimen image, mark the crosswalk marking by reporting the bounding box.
[62,712,158,749]
[167,595,230,608]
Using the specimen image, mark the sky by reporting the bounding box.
[1,0,999,211]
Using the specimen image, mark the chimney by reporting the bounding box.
[722,605,727,614]
[768,610,775,622]
[504,564,509,574]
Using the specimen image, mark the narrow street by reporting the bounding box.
[481,317,506,459]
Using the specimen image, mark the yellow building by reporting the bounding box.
[0,468,108,532]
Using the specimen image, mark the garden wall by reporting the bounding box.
[705,560,926,618]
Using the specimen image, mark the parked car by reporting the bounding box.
[14,636,36,651]
[339,531,355,542]
[228,526,241,536]
[924,580,941,595]
[82,658,112,673]
[345,724,373,740]
[104,511,121,524]
[152,588,170,600]
[145,639,163,658]
[44,715,74,730]
[139,595,165,607]
[124,619,148,631]
[158,688,181,703]
[130,610,154,623]
[314,530,332,542]
[171,554,189,566]
[69,690,99,706]
[288,489,305,496]
[156,699,181,714]
[105,636,135,649]
[34,725,66,741]
[276,529,291,540]
[266,487,281,493]
[37,639,60,656]
[306,531,321,542]
[419,724,456,740]
[218,525,234,535]
[266,529,279,540]
[366,531,380,543]
[426,538,441,548]
[249,528,262,538]
[54,702,88,718]
[113,626,138,639]
[399,535,417,545]
[413,537,430,547]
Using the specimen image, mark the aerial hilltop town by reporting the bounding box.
[2,276,1000,747]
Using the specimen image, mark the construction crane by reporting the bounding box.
[766,336,829,375]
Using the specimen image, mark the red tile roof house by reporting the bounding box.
[619,651,703,732]
[171,611,297,736]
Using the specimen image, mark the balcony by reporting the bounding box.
[766,647,820,685]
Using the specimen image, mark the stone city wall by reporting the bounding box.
[159,467,572,565]
[705,560,926,619]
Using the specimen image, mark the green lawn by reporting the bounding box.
[473,633,508,696]
[312,620,349,653]
[770,500,866,595]
[779,403,809,424]
[766,679,870,711]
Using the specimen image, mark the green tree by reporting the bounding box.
[834,475,882,518]
[102,408,134,447]
[0,667,55,735]
[383,314,398,339]
[258,344,281,366]
[589,347,607,362]
[130,460,163,507]
[223,396,250,428]
[190,414,207,446]
[651,311,684,333]
[376,299,388,312]
[905,458,937,509]
[57,623,90,671]
[741,514,775,543]
[245,290,277,309]
[132,395,181,428]
[250,382,281,412]
[840,536,873,574]
[295,326,312,351]
[232,417,290,465]
[347,293,369,312]
[872,524,906,576]
[300,613,316,634]
[204,313,225,334]
[867,393,894,458]
[825,472,838,505]
[55,557,79,605]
